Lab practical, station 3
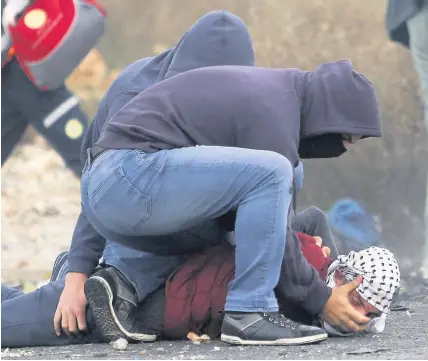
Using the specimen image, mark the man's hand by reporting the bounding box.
[54,272,88,337]
[321,276,370,332]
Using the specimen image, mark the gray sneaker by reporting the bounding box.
[221,312,328,346]
[84,267,157,342]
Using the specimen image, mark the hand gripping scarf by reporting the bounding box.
[321,246,400,336]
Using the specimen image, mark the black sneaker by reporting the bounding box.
[221,312,328,346]
[50,251,69,282]
[84,267,157,342]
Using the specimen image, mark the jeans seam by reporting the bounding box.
[255,172,281,309]
[89,168,124,207]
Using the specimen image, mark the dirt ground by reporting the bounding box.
[1,137,80,284]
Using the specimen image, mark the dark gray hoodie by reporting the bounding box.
[99,60,381,166]
[97,60,381,315]
[68,11,255,276]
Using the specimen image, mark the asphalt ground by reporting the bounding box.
[2,292,427,360]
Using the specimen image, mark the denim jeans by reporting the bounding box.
[81,146,294,312]
[103,242,193,302]
[1,282,101,348]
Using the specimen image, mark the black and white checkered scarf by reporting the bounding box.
[322,246,400,335]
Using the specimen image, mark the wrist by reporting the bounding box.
[65,272,88,285]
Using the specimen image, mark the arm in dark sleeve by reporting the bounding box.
[67,208,106,276]
[276,226,332,316]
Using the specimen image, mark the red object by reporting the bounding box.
[163,233,333,339]
[295,232,333,280]
[6,0,106,89]
[163,245,235,339]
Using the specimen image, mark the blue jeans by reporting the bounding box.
[81,146,294,312]
[103,242,191,302]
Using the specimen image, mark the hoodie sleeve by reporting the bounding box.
[276,226,332,316]
[67,208,106,276]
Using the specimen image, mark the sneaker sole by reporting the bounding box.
[84,276,156,342]
[220,332,328,346]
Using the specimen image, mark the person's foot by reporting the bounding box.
[84,267,157,342]
[50,251,69,282]
[221,312,328,346]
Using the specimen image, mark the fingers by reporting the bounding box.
[342,301,371,327]
[67,312,78,335]
[60,312,72,338]
[76,310,88,332]
[53,309,62,336]
[322,246,331,257]
[313,236,323,247]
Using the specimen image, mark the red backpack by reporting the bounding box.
[5,0,106,89]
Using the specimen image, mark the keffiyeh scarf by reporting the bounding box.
[321,246,400,336]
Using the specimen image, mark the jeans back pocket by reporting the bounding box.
[88,167,152,235]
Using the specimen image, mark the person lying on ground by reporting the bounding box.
[1,204,331,347]
[156,242,399,341]
[1,233,399,348]
[79,55,382,346]
[57,10,259,343]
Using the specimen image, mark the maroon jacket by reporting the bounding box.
[163,233,333,339]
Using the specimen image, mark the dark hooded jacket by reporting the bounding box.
[96,59,381,315]
[68,11,255,276]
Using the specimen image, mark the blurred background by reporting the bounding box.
[1,0,427,288]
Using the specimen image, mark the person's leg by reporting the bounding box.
[103,243,190,303]
[83,146,292,313]
[1,280,101,348]
[1,61,30,166]
[407,1,428,275]
[291,206,339,259]
[7,59,89,177]
[1,285,24,303]
[89,223,226,341]
[1,252,102,348]
[82,147,327,345]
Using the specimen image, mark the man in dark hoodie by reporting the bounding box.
[55,10,258,343]
[79,58,381,346]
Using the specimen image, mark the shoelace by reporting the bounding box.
[262,313,296,329]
